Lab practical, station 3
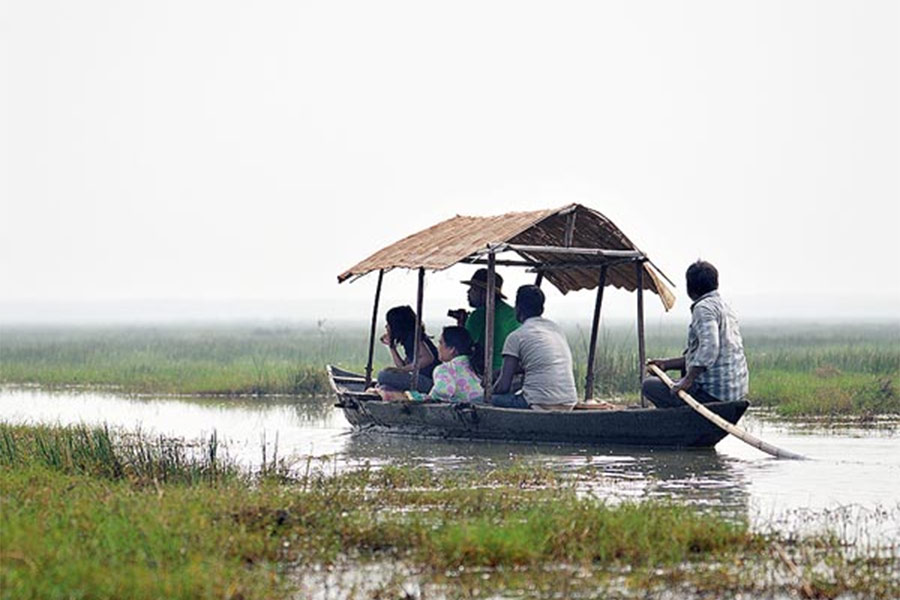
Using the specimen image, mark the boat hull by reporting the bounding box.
[328,366,748,449]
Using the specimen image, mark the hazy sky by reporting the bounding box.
[2,1,898,324]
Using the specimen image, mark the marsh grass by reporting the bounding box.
[0,423,253,486]
[1,424,753,598]
[1,321,898,415]
[752,370,898,417]
[0,324,353,396]
[1,423,897,599]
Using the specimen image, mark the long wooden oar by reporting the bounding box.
[647,364,806,460]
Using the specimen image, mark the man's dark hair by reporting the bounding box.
[441,326,474,357]
[515,285,545,319]
[686,261,719,298]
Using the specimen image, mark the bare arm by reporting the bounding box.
[414,339,436,370]
[388,344,407,369]
[647,356,685,372]
[493,355,520,394]
[381,325,408,369]
[671,366,706,395]
[392,340,435,372]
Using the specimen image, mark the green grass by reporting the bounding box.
[2,423,896,600]
[0,324,349,396]
[1,467,285,600]
[0,423,752,598]
[750,370,898,418]
[0,423,249,486]
[1,321,898,416]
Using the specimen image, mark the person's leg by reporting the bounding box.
[490,393,531,409]
[377,368,414,391]
[642,376,723,408]
[415,375,433,393]
[686,383,720,404]
[377,369,433,393]
[641,376,682,409]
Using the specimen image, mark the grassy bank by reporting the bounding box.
[0,324,353,396]
[751,370,898,418]
[1,322,897,416]
[2,423,896,599]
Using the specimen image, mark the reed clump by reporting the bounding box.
[0,423,246,486]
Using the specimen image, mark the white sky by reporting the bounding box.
[1,1,898,324]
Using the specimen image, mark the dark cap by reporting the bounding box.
[460,268,506,299]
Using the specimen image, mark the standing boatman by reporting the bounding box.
[643,260,749,408]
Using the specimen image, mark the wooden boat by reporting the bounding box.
[331,204,749,449]
[328,366,749,448]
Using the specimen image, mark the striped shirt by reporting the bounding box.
[685,291,749,402]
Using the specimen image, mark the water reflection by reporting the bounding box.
[344,434,751,513]
[2,387,897,545]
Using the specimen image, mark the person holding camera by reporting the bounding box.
[447,268,519,375]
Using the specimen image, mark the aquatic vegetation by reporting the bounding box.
[0,423,288,486]
[750,370,898,417]
[1,423,896,599]
[1,321,897,416]
[0,324,344,396]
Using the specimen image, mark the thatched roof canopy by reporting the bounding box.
[338,204,675,310]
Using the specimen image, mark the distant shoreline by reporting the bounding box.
[2,292,899,326]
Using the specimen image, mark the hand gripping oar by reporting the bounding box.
[647,364,806,460]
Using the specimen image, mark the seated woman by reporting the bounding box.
[376,305,438,393]
[428,326,484,403]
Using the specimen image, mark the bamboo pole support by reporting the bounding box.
[364,269,384,388]
[647,364,806,460]
[483,252,496,404]
[411,267,425,391]
[483,244,643,259]
[564,211,577,247]
[636,261,646,406]
[463,257,638,269]
[584,265,607,400]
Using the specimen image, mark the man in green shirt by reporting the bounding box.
[449,269,520,373]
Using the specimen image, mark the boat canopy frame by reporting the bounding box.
[337,203,676,406]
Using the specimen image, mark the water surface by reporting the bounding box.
[2,387,897,546]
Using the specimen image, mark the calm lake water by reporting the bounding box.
[2,387,898,547]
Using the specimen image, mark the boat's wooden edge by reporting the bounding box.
[334,375,367,383]
[328,365,749,417]
[327,365,382,404]
[573,403,620,411]
[326,365,351,396]
[336,397,749,419]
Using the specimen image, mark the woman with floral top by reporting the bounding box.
[429,326,484,403]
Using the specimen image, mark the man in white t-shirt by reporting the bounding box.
[491,285,578,411]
